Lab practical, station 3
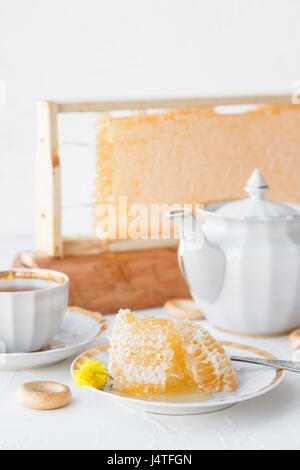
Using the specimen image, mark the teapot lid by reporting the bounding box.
[208,169,299,219]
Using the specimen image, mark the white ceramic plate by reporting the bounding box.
[0,307,106,370]
[71,341,284,415]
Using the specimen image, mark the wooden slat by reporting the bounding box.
[36,101,63,257]
[57,94,293,113]
[62,237,177,257]
[12,247,190,314]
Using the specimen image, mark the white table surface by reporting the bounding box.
[1,236,300,450]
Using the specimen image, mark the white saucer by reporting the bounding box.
[71,341,284,415]
[0,307,107,370]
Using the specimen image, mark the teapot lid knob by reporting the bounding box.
[244,168,269,199]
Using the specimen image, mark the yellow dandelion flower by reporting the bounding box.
[72,359,108,389]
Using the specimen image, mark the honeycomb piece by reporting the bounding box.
[108,310,237,397]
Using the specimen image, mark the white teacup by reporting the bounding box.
[0,269,69,353]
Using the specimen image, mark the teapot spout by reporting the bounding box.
[166,207,225,303]
[166,208,204,247]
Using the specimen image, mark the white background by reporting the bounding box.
[1,0,300,242]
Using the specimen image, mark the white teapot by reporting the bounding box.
[168,169,300,336]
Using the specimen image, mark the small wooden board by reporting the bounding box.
[13,247,190,314]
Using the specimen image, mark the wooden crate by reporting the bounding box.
[13,94,298,313]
